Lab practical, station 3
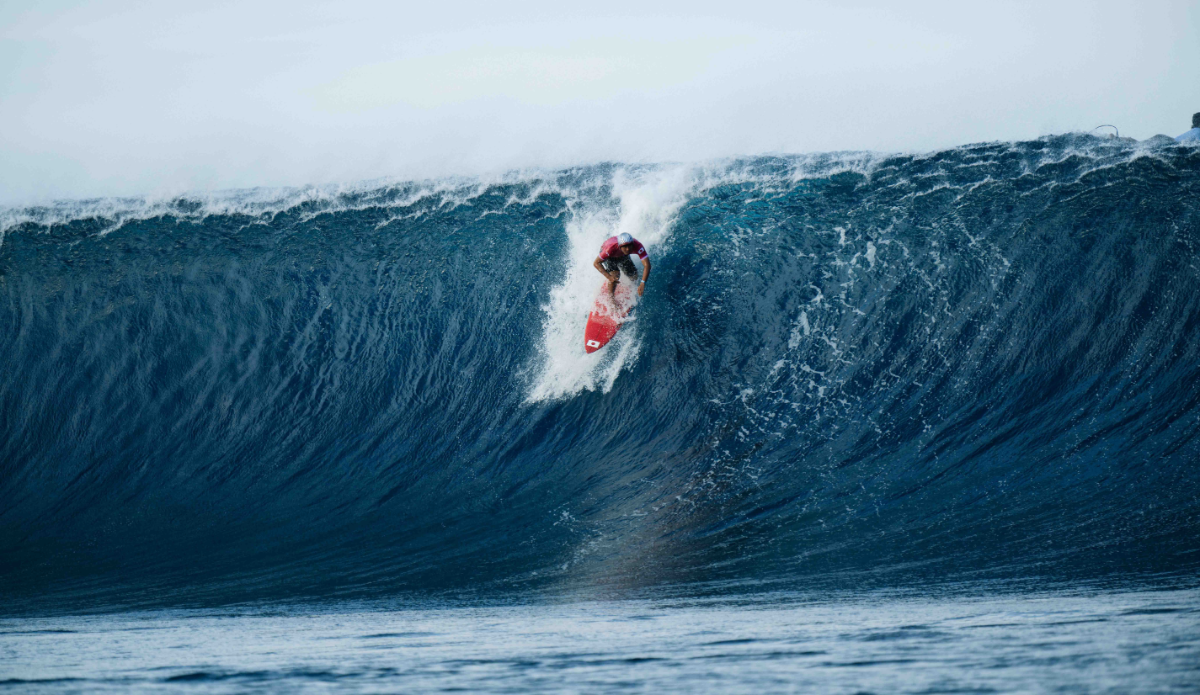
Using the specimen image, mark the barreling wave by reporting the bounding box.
[3,134,1199,611]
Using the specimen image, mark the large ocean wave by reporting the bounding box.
[3,135,1199,611]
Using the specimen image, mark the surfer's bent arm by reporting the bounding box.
[594,256,618,282]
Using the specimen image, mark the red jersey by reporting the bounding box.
[598,236,648,261]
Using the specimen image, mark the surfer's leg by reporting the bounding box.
[601,259,619,295]
[617,257,637,281]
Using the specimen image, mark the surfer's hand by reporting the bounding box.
[637,282,645,297]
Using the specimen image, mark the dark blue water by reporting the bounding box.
[2,135,1199,619]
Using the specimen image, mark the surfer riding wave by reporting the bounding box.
[593,233,651,298]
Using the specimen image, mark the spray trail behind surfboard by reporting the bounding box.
[524,166,696,401]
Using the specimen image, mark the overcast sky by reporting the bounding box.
[1,0,1197,205]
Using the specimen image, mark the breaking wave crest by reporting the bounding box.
[2,135,1199,610]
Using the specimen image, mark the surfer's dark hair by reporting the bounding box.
[1193,112,1200,128]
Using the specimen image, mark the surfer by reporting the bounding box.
[1177,113,1200,143]
[593,233,651,298]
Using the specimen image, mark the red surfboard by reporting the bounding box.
[584,282,636,353]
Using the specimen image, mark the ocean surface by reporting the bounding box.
[3,586,1199,693]
[2,134,1199,690]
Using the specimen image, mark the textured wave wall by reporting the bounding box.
[2,136,1199,609]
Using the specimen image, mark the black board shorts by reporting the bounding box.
[601,255,638,281]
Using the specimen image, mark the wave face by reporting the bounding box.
[3,136,1200,609]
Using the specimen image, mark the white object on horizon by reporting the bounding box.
[1177,128,1200,143]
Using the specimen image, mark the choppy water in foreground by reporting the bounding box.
[4,586,1198,693]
